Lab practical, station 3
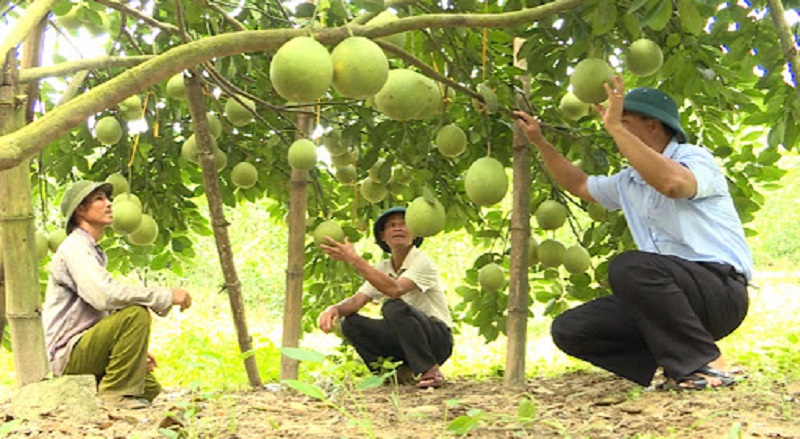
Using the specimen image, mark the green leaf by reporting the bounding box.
[591,3,617,36]
[642,0,672,31]
[280,347,326,363]
[517,397,537,420]
[677,0,704,35]
[447,415,481,435]
[422,186,436,204]
[357,374,387,390]
[627,0,650,14]
[282,379,326,400]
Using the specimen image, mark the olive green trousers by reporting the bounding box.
[64,305,161,402]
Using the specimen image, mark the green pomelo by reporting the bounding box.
[224,97,255,127]
[359,177,388,203]
[313,220,345,246]
[563,244,592,274]
[166,74,187,100]
[405,196,446,238]
[288,139,317,171]
[538,239,566,268]
[478,263,505,292]
[181,134,218,164]
[231,162,258,188]
[464,157,508,206]
[587,203,607,222]
[368,158,392,184]
[36,231,49,260]
[627,38,664,77]
[335,165,357,184]
[528,236,539,265]
[323,128,348,156]
[112,200,143,234]
[559,92,591,121]
[435,124,467,157]
[47,230,67,253]
[536,200,568,230]
[112,192,142,210]
[127,214,158,246]
[331,36,389,99]
[214,148,228,171]
[373,69,439,121]
[95,116,122,145]
[192,113,223,139]
[366,11,407,48]
[119,95,142,121]
[270,36,333,103]
[330,150,355,167]
[413,77,443,120]
[105,173,129,196]
[570,58,614,104]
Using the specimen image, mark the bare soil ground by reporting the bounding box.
[3,370,798,438]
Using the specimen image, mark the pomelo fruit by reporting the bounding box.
[192,113,223,139]
[112,200,143,234]
[112,192,142,210]
[373,69,439,121]
[214,148,227,171]
[105,173,129,196]
[127,214,158,246]
[538,239,566,268]
[464,157,508,206]
[323,128,348,156]
[231,162,258,188]
[47,230,67,253]
[181,134,218,164]
[559,92,591,121]
[478,263,505,292]
[224,97,255,127]
[270,36,333,103]
[330,150,355,167]
[119,95,142,121]
[359,177,388,203]
[313,220,345,246]
[535,200,567,230]
[166,74,187,100]
[331,36,389,99]
[335,165,357,184]
[368,158,392,184]
[288,139,317,171]
[570,58,614,104]
[587,203,607,222]
[627,38,664,77]
[366,10,406,48]
[95,116,122,145]
[435,124,467,157]
[528,236,539,265]
[36,231,49,260]
[563,244,591,274]
[405,196,446,238]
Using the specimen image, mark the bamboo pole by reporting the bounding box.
[184,71,262,387]
[281,112,312,380]
[0,52,48,386]
[505,38,532,387]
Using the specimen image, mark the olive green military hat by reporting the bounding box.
[623,87,689,143]
[60,180,113,233]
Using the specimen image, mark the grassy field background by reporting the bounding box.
[1,154,798,395]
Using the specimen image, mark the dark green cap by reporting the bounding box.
[373,206,423,253]
[60,180,113,233]
[623,87,689,143]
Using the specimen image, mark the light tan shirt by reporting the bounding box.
[359,246,453,327]
[42,228,173,375]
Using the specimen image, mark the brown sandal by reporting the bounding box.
[416,366,445,389]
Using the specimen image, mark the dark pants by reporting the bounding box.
[341,299,453,375]
[551,251,749,386]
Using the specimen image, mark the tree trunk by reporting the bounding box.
[0,51,48,386]
[184,71,262,387]
[505,41,532,387]
[1,233,6,347]
[281,112,312,380]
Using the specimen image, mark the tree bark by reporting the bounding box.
[281,112,312,380]
[766,0,800,105]
[0,51,49,386]
[184,71,262,388]
[1,233,6,348]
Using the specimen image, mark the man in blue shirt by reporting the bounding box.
[514,76,751,390]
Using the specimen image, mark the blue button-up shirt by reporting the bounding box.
[587,138,753,280]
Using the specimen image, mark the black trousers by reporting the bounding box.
[341,298,453,375]
[551,251,749,386]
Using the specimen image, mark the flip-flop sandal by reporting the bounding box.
[695,365,739,387]
[658,365,740,391]
[416,370,445,389]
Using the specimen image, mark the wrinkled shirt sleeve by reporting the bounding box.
[65,242,173,316]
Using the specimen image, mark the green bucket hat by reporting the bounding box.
[61,180,113,233]
[373,206,423,253]
[623,87,689,143]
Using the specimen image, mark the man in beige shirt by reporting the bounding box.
[317,206,453,388]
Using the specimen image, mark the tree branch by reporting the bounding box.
[0,0,57,62]
[766,0,800,104]
[0,0,583,170]
[94,0,181,34]
[19,56,153,83]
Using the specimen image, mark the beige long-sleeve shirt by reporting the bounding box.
[42,228,173,375]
